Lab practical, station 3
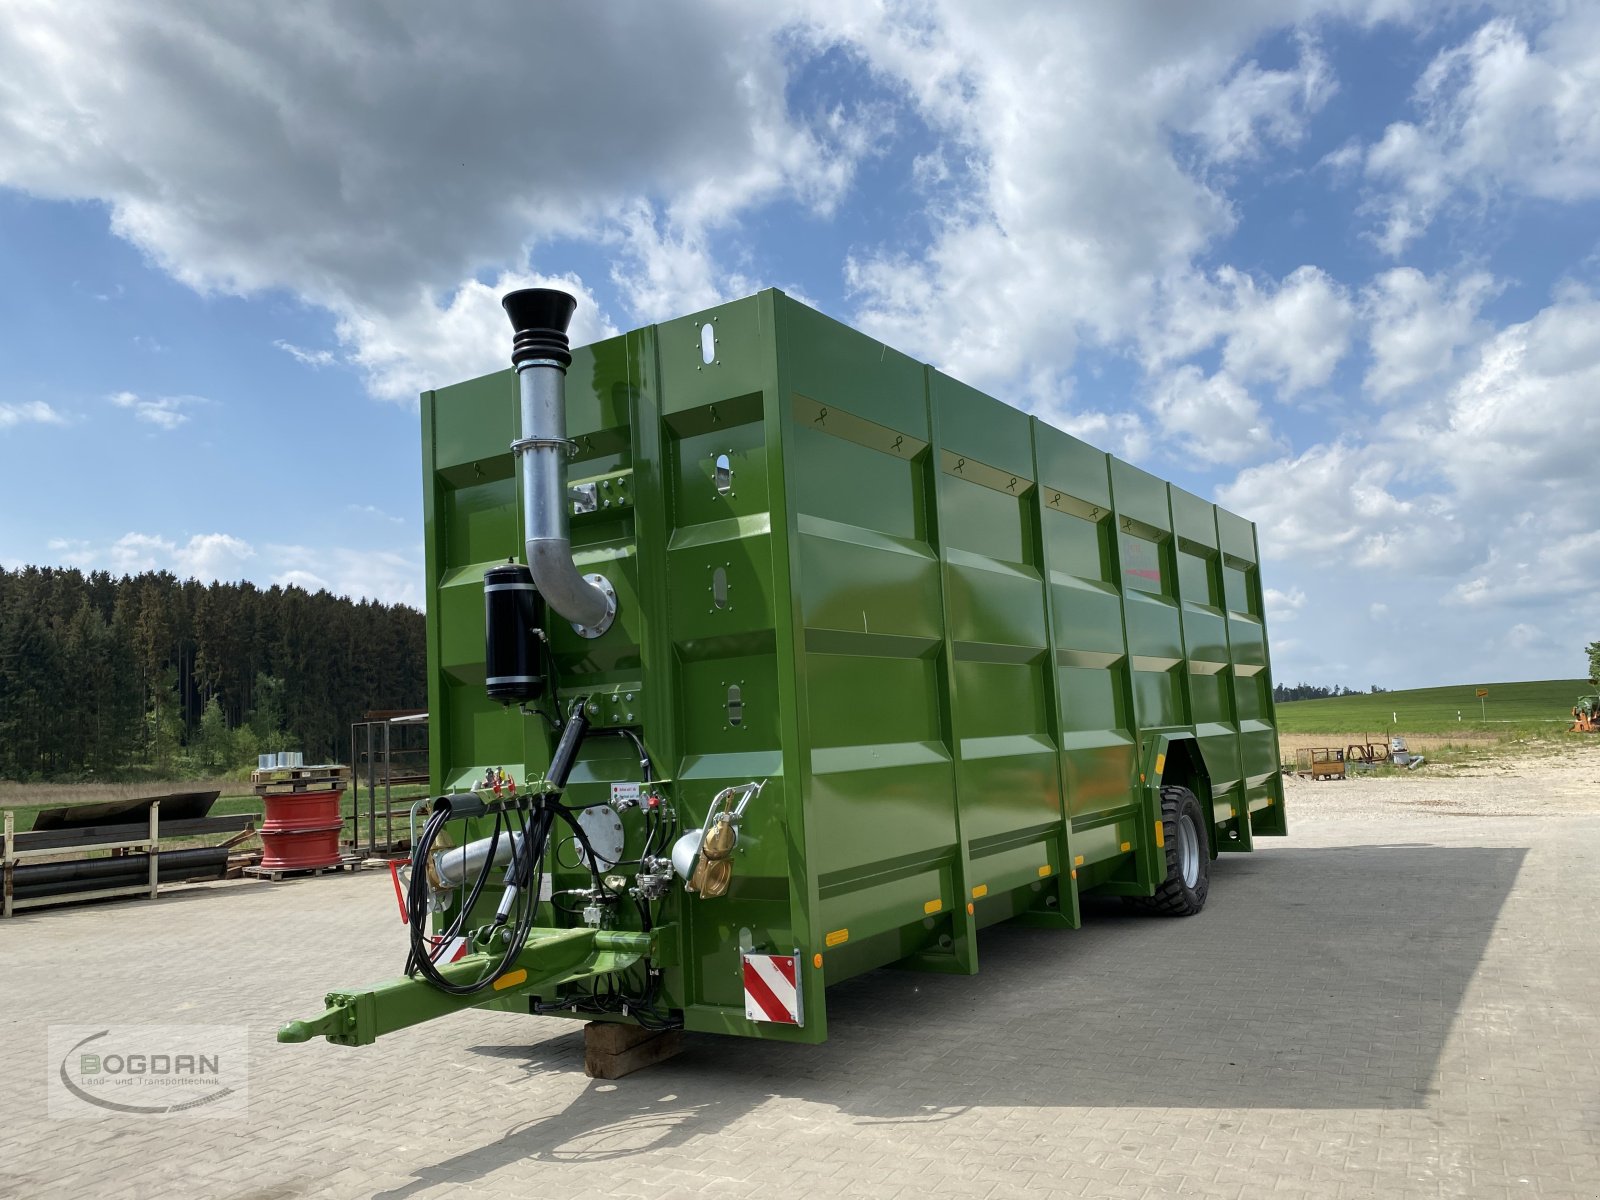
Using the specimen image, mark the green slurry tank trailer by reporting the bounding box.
[279,287,1286,1053]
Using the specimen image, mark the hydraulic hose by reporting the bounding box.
[403,700,592,996]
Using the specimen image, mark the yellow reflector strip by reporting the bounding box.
[1037,865,1051,877]
[825,928,849,947]
[971,884,989,899]
[923,898,942,914]
[1120,841,1132,852]
[1073,855,1085,866]
[1155,752,1166,776]
[1154,820,1165,848]
[492,968,528,992]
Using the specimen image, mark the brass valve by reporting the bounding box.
[692,855,733,899]
[695,806,745,896]
[674,781,764,898]
[701,814,739,860]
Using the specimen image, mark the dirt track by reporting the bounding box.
[1284,735,1600,818]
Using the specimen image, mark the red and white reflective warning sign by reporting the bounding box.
[742,951,803,1026]
[432,935,469,964]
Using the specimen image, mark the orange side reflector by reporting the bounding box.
[812,953,823,969]
[966,902,975,915]
[492,968,528,992]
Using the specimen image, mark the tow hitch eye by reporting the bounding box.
[673,781,763,899]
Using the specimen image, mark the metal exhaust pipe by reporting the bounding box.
[502,288,617,638]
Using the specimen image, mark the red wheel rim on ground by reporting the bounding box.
[258,788,345,870]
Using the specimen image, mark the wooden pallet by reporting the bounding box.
[253,778,349,796]
[243,856,361,882]
[252,764,350,785]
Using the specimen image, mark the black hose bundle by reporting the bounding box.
[403,795,551,994]
[400,698,681,1028]
[403,701,591,996]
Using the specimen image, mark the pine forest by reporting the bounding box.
[0,566,426,781]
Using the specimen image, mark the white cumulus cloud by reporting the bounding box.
[1362,267,1498,396]
[0,1,878,402]
[335,271,617,403]
[274,340,337,369]
[108,390,206,430]
[1265,586,1308,623]
[1227,283,1600,683]
[1363,11,1600,253]
[0,400,67,428]
[41,530,420,606]
[266,543,422,608]
[1148,367,1282,465]
[1147,265,1355,398]
[107,532,255,581]
[1186,33,1337,164]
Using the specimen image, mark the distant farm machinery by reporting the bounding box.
[1292,737,1425,780]
[1573,694,1600,733]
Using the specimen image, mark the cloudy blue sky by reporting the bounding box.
[1,1,1597,689]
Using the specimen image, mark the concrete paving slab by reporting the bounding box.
[2,757,1597,1198]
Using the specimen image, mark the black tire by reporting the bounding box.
[1128,785,1210,917]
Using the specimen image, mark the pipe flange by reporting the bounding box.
[571,574,617,639]
[510,435,578,458]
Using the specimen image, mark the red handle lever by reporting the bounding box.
[387,858,409,924]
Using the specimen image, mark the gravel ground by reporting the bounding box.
[1287,736,1600,819]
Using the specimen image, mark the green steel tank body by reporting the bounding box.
[402,288,1286,1045]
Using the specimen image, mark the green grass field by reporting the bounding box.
[1276,677,1593,735]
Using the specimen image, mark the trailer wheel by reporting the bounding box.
[1129,785,1210,917]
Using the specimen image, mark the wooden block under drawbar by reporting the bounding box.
[583,1030,684,1080]
[584,1019,663,1055]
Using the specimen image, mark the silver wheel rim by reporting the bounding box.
[1177,812,1200,888]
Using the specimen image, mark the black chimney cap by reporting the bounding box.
[503,287,577,368]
